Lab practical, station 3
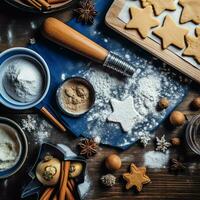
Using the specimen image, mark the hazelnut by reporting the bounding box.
[105,154,121,171]
[169,111,185,126]
[158,98,170,109]
[171,137,181,146]
[191,97,200,110]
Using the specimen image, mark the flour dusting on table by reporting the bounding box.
[82,53,187,148]
[144,151,169,169]
[21,115,51,144]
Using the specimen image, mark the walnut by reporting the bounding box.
[171,137,181,146]
[169,111,185,126]
[191,97,200,110]
[158,97,169,109]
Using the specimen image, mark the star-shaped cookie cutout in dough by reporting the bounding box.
[126,6,160,38]
[141,0,176,16]
[107,96,140,132]
[123,163,151,192]
[183,27,200,63]
[179,0,200,24]
[153,15,189,49]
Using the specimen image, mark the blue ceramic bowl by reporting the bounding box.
[0,47,50,110]
[0,117,28,179]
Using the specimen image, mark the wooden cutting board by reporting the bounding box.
[105,0,200,84]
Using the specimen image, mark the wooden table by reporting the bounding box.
[0,1,200,200]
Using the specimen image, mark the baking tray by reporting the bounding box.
[105,0,200,84]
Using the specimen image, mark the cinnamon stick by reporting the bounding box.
[40,107,66,132]
[69,179,75,190]
[40,188,54,200]
[59,161,70,200]
[53,194,58,200]
[67,181,74,194]
[65,186,75,200]
[59,162,65,190]
[46,0,68,4]
[38,0,51,10]
[24,0,42,10]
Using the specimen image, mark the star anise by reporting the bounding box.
[74,0,97,24]
[170,158,186,172]
[78,138,98,158]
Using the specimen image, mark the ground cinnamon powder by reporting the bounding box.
[60,80,91,114]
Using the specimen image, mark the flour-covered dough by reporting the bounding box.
[107,96,141,132]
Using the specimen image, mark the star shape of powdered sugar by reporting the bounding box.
[126,6,160,38]
[156,135,171,152]
[183,27,200,64]
[107,96,140,132]
[179,0,200,24]
[141,0,176,16]
[153,15,189,49]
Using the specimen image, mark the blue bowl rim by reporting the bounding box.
[0,47,50,110]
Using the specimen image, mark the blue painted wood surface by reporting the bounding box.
[29,0,188,149]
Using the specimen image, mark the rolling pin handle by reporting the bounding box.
[43,17,109,63]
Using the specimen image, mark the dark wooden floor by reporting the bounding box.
[0,1,200,200]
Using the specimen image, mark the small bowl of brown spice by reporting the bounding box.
[56,77,95,117]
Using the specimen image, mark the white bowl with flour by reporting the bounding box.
[0,117,28,179]
[0,47,50,110]
[0,123,21,171]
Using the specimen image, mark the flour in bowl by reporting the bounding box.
[3,57,43,103]
[0,124,20,170]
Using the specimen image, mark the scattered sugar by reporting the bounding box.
[93,135,101,144]
[29,38,36,45]
[21,115,51,144]
[144,151,169,169]
[125,54,131,61]
[104,38,108,43]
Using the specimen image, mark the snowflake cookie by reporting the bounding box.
[139,133,151,147]
[156,135,171,152]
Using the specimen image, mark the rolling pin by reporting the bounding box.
[42,17,135,77]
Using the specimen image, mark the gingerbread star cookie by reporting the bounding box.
[183,27,200,63]
[123,163,151,192]
[153,15,189,49]
[179,0,200,24]
[126,6,160,38]
[141,0,176,16]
